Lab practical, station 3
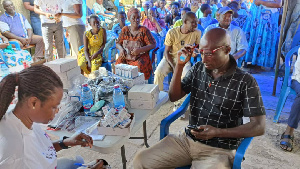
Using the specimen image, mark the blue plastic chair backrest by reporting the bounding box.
[284,45,300,88]
[151,32,160,49]
[197,24,204,37]
[291,31,300,49]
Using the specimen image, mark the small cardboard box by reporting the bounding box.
[97,114,135,136]
[129,99,157,109]
[57,66,81,81]
[123,73,145,88]
[44,58,78,73]
[128,84,159,101]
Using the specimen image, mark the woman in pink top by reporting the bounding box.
[143,8,166,37]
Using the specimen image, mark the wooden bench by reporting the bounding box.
[22,44,35,55]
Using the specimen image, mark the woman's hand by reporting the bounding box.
[46,13,54,19]
[88,159,105,169]
[0,43,9,49]
[119,48,126,58]
[91,53,100,60]
[131,48,141,56]
[63,133,93,148]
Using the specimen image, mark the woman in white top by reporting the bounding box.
[0,65,105,169]
[34,0,66,62]
[56,0,86,58]
[280,48,300,152]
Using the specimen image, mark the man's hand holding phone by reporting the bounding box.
[189,125,222,140]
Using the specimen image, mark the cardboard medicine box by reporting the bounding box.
[128,84,159,102]
[129,99,158,109]
[97,113,135,136]
[44,58,78,73]
[56,66,81,81]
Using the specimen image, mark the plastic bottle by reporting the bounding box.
[113,84,125,111]
[81,84,94,116]
[0,62,10,81]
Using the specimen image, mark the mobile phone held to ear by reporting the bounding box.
[187,125,204,132]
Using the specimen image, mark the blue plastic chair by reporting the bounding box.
[273,45,299,123]
[114,0,125,12]
[160,93,254,169]
[148,32,160,84]
[9,41,21,50]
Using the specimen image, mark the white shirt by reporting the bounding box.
[0,21,9,32]
[93,3,106,14]
[0,110,57,169]
[292,48,300,83]
[204,23,248,55]
[62,0,84,27]
[34,0,63,23]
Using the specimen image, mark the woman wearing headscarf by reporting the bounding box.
[116,8,156,80]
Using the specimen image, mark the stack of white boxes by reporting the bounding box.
[44,58,81,90]
[128,84,160,109]
[115,64,145,88]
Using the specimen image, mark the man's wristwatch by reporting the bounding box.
[59,136,70,149]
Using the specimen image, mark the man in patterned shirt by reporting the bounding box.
[133,28,266,169]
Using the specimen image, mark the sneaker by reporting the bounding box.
[173,103,181,112]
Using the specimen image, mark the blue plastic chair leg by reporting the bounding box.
[273,87,291,123]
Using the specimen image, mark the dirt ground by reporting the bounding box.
[53,71,300,169]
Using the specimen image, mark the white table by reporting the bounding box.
[48,91,169,169]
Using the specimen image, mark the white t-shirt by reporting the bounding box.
[0,110,57,169]
[34,0,63,23]
[62,0,84,28]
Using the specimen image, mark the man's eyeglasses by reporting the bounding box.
[195,46,228,56]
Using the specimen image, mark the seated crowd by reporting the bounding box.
[2,0,300,168]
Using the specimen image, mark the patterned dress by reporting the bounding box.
[0,38,32,68]
[78,28,105,74]
[243,3,280,67]
[116,26,155,80]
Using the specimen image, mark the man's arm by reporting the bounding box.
[169,61,187,102]
[169,46,194,102]
[34,4,51,18]
[2,31,26,45]
[234,28,248,60]
[23,2,34,12]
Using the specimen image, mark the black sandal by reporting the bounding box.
[280,133,294,152]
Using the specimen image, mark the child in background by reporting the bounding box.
[141,1,151,23]
[78,15,106,75]
[157,0,168,19]
[198,4,218,29]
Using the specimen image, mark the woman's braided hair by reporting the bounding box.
[0,65,63,121]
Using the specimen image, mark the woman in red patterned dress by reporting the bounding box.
[115,8,156,80]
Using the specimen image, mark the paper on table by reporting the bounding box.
[73,122,105,141]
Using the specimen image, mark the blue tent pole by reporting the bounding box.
[82,0,87,23]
